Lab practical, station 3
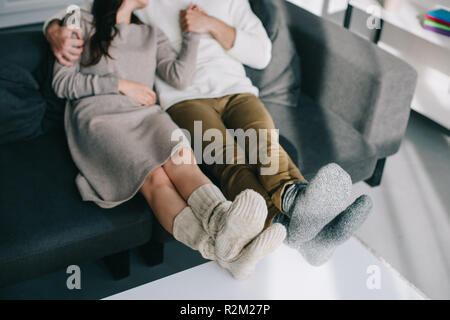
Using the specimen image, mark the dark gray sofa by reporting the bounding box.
[0,1,417,289]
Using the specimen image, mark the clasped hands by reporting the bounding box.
[179,3,212,34]
[119,4,211,106]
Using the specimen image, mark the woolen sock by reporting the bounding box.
[218,223,287,280]
[296,195,373,266]
[173,206,286,280]
[188,184,267,262]
[214,189,267,262]
[187,183,227,232]
[172,206,216,260]
[282,163,352,244]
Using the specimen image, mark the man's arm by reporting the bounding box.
[180,1,271,70]
[180,5,236,50]
[207,18,236,51]
[44,2,92,67]
[225,0,272,69]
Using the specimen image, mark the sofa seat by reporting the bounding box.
[0,128,152,287]
[265,94,378,182]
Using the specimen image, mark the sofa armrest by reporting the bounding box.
[282,2,417,158]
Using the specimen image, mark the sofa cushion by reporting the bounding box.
[246,0,301,108]
[266,94,378,182]
[0,31,48,75]
[151,221,175,244]
[0,128,152,287]
[0,31,67,133]
[0,63,46,145]
[36,47,67,133]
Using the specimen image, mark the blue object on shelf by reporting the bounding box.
[426,9,450,25]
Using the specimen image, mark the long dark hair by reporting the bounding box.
[86,0,142,66]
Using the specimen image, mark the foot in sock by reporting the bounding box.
[218,223,286,280]
[283,163,352,244]
[187,184,267,262]
[172,206,216,260]
[296,195,373,266]
[214,189,268,261]
[173,206,286,280]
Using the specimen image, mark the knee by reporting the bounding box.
[178,147,197,165]
[144,167,172,190]
[168,147,197,167]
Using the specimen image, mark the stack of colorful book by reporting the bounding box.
[423,9,450,37]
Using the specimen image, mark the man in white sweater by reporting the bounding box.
[45,0,371,266]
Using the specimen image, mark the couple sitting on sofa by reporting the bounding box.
[45,0,372,279]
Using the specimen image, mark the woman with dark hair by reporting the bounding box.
[52,0,286,280]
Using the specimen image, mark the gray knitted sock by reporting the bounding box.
[296,195,373,266]
[283,163,352,243]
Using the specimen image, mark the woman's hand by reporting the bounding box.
[118,79,157,106]
[179,4,213,33]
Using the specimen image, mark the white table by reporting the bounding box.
[105,238,426,300]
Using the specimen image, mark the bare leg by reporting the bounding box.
[140,166,187,234]
[163,147,212,201]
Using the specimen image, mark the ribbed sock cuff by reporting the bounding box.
[187,184,227,229]
[173,206,216,260]
[173,206,197,244]
[273,212,289,226]
[281,182,308,216]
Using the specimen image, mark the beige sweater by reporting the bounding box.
[53,11,200,101]
[45,0,271,110]
[51,11,199,208]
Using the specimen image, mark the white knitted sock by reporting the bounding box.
[218,223,287,280]
[173,205,286,280]
[172,206,215,260]
[188,184,267,262]
[187,184,227,233]
[214,189,267,262]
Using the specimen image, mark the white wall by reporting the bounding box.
[287,0,348,15]
[0,0,86,28]
[288,0,450,129]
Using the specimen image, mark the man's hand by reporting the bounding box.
[180,4,236,50]
[46,20,84,67]
[119,79,157,107]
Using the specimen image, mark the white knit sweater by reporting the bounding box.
[44,0,272,110]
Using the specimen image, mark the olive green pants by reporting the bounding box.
[168,94,307,226]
